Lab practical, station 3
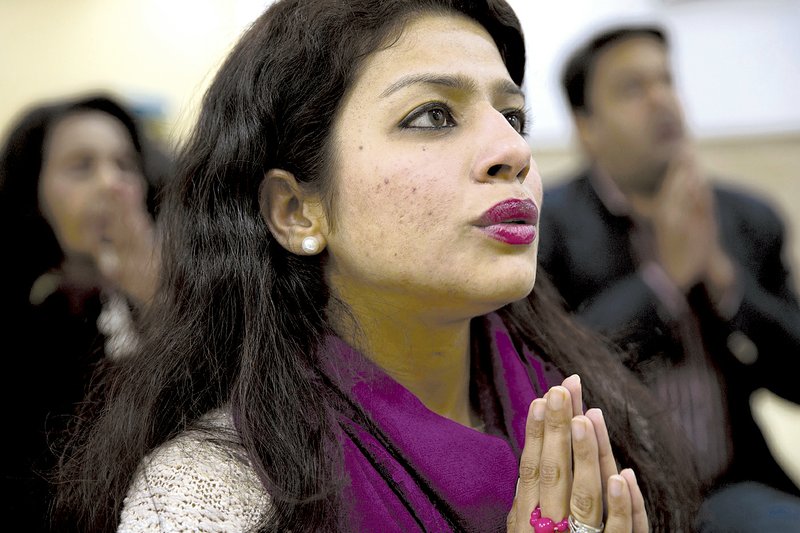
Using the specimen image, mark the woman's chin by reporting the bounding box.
[468,273,537,316]
[498,278,536,307]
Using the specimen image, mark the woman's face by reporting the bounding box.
[38,110,147,262]
[324,13,541,320]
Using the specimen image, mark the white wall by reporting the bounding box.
[507,0,800,146]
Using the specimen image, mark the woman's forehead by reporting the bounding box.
[45,112,133,160]
[354,13,513,95]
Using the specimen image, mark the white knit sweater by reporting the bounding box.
[117,411,269,532]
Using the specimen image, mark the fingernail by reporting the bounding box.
[571,374,580,384]
[515,478,520,497]
[571,418,585,440]
[533,400,546,421]
[610,476,624,497]
[548,388,564,410]
[625,468,637,484]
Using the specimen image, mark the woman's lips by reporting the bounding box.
[474,198,538,245]
[479,224,536,245]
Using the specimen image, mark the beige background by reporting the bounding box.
[0,0,255,145]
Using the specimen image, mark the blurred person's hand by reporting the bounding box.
[631,143,735,295]
[95,184,160,307]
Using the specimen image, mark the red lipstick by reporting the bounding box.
[474,198,538,245]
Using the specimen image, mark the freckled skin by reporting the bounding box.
[323,14,542,322]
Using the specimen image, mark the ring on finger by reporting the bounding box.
[568,514,604,533]
[530,506,568,533]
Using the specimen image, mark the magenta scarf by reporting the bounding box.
[324,312,563,532]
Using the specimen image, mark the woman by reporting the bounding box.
[0,95,168,530]
[57,1,696,531]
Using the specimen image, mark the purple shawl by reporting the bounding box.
[324,312,563,532]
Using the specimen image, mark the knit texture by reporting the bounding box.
[118,411,268,532]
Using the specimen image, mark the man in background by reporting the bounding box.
[538,24,800,530]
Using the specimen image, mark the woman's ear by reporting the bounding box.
[259,169,328,255]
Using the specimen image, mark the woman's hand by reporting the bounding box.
[507,376,649,532]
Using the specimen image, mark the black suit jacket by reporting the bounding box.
[538,169,800,494]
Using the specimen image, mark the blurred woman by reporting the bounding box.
[0,94,169,531]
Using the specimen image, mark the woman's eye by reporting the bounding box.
[67,157,94,176]
[117,156,141,174]
[401,104,456,130]
[504,110,527,135]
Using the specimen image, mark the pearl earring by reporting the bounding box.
[301,236,321,254]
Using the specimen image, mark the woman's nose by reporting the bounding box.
[472,108,532,184]
[95,161,128,192]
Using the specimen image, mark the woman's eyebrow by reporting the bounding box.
[380,73,523,99]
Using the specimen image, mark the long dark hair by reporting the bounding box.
[0,94,169,298]
[55,1,695,531]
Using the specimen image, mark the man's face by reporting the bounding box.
[577,36,685,195]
